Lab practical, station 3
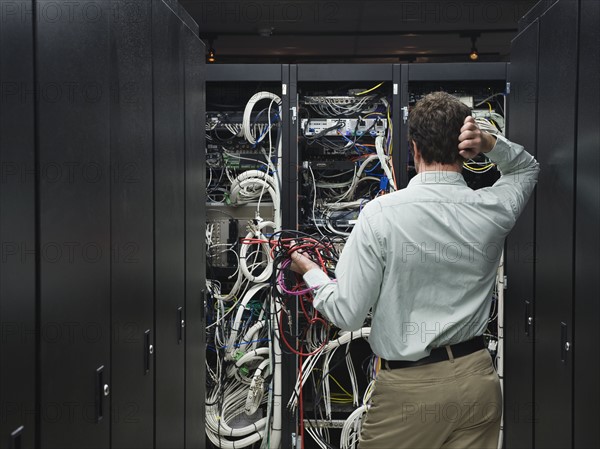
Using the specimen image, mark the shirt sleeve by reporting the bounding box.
[480,134,540,221]
[302,210,384,331]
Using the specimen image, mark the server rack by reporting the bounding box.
[533,3,579,445]
[204,64,292,448]
[573,1,600,447]
[0,1,206,447]
[506,1,600,448]
[110,2,155,447]
[292,64,396,449]
[0,2,36,448]
[504,20,539,449]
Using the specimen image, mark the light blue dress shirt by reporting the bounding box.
[303,135,540,361]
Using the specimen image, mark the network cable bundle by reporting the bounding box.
[298,83,397,238]
[205,91,284,448]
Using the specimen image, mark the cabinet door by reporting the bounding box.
[534,1,578,448]
[574,0,600,447]
[505,20,539,449]
[110,1,155,447]
[0,1,36,447]
[37,1,111,447]
[153,1,186,447]
[182,27,206,449]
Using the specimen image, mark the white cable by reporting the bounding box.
[375,136,396,190]
[243,91,282,145]
[340,405,369,449]
[288,328,371,409]
[225,283,269,360]
[229,170,281,231]
[234,348,270,367]
[239,220,276,283]
[245,359,270,416]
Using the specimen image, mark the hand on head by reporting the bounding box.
[458,116,497,159]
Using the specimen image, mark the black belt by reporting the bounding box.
[382,336,486,369]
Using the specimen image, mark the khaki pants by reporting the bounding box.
[359,349,502,449]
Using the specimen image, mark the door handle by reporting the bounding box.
[95,365,109,422]
[177,306,184,344]
[524,300,532,336]
[560,322,570,363]
[144,329,153,374]
[10,426,24,449]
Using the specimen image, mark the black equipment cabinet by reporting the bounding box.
[0,1,206,448]
[573,1,600,447]
[534,2,578,447]
[36,1,112,446]
[504,20,539,449]
[506,1,600,448]
[183,21,207,449]
[153,1,187,446]
[109,2,155,448]
[0,1,36,448]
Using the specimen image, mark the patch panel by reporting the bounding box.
[301,118,388,137]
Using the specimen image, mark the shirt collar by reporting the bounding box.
[408,171,467,187]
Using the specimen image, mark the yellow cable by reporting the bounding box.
[463,162,495,171]
[356,82,384,96]
[328,374,353,398]
[362,112,384,118]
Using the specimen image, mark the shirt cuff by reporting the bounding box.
[303,268,331,289]
[485,134,512,163]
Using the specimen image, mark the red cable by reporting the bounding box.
[278,306,328,357]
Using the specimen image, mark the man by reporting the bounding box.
[291,91,539,448]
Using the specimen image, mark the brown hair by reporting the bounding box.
[408,91,471,165]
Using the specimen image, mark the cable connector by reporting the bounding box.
[245,375,265,415]
[380,176,389,192]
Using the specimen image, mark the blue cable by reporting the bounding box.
[220,338,271,349]
[364,161,381,174]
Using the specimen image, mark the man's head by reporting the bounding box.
[408,91,472,169]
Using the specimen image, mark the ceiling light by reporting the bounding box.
[469,35,479,61]
[207,38,216,63]
[207,48,216,63]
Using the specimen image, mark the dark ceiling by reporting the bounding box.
[180,0,538,63]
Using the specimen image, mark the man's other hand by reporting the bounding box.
[458,116,497,159]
